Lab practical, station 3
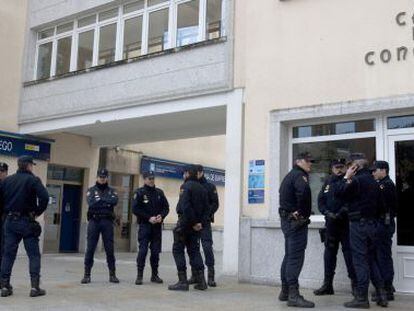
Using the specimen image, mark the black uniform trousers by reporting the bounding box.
[280,217,308,287]
[1,216,41,279]
[136,223,162,272]
[172,230,204,272]
[376,218,395,286]
[323,218,356,281]
[200,222,215,268]
[84,218,115,271]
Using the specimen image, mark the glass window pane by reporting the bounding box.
[177,0,200,47]
[123,16,143,59]
[56,36,72,75]
[388,115,414,129]
[36,42,53,79]
[78,15,96,28]
[148,8,169,53]
[206,0,222,39]
[293,138,376,215]
[77,30,94,70]
[148,0,168,7]
[56,22,73,34]
[293,119,375,138]
[123,0,145,14]
[98,23,117,65]
[38,28,54,39]
[99,8,118,21]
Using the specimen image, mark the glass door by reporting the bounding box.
[44,184,62,253]
[388,134,414,293]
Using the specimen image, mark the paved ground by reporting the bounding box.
[0,252,413,310]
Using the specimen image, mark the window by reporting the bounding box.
[78,15,96,28]
[293,138,377,215]
[148,8,169,53]
[38,28,54,40]
[388,115,414,129]
[77,30,94,70]
[123,0,145,14]
[99,8,118,22]
[123,16,143,59]
[98,23,117,65]
[57,22,73,34]
[56,37,72,75]
[177,0,200,46]
[36,42,53,79]
[293,119,375,138]
[206,0,222,39]
[148,0,168,6]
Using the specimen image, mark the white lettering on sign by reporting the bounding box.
[0,140,13,152]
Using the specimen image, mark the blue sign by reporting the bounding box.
[0,131,52,161]
[248,190,265,204]
[140,156,225,186]
[248,160,265,204]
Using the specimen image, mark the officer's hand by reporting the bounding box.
[192,223,203,231]
[326,212,337,220]
[292,211,300,220]
[156,215,162,223]
[149,216,157,224]
[345,164,358,179]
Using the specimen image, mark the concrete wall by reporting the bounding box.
[0,0,27,131]
[20,0,234,124]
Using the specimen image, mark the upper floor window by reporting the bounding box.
[33,0,224,81]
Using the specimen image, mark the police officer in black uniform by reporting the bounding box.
[371,160,397,301]
[337,154,388,308]
[187,165,219,287]
[81,168,119,284]
[314,159,357,296]
[133,172,169,285]
[0,156,49,297]
[0,162,9,267]
[278,152,315,308]
[168,165,209,291]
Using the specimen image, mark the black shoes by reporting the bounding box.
[313,281,334,296]
[29,277,46,298]
[81,267,91,284]
[0,279,13,297]
[168,271,189,291]
[188,269,197,285]
[109,270,120,283]
[344,292,370,309]
[207,268,217,287]
[278,284,289,302]
[135,270,143,285]
[151,274,163,284]
[287,285,315,308]
[194,270,208,291]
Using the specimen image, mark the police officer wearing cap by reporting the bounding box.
[371,160,397,301]
[0,162,9,267]
[132,171,169,285]
[314,159,357,296]
[278,152,315,308]
[187,165,219,287]
[81,168,119,284]
[0,156,49,297]
[336,154,388,308]
[168,165,209,291]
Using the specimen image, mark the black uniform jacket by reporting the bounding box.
[378,175,397,218]
[336,168,382,219]
[132,184,169,224]
[86,183,118,217]
[176,176,210,229]
[279,165,312,218]
[0,169,49,217]
[199,176,219,223]
[318,174,347,216]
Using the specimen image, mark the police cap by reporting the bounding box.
[331,158,346,167]
[295,152,315,163]
[143,171,155,179]
[371,160,389,171]
[195,164,204,172]
[97,168,109,178]
[18,155,36,166]
[183,164,198,175]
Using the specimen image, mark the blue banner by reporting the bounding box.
[140,156,225,186]
[0,132,52,161]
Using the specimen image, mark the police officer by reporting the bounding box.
[132,172,169,285]
[81,168,119,284]
[0,162,8,267]
[337,154,388,308]
[314,159,357,296]
[371,160,397,301]
[278,152,315,308]
[187,165,219,287]
[168,165,209,291]
[0,156,49,297]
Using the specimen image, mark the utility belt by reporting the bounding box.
[7,211,34,220]
[7,212,41,237]
[348,211,378,223]
[279,209,310,230]
[88,212,114,221]
[379,212,394,226]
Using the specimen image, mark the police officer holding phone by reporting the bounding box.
[0,156,49,298]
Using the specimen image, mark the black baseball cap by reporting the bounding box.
[97,168,109,178]
[331,158,346,167]
[195,164,204,172]
[295,152,315,163]
[0,162,8,172]
[18,155,36,166]
[371,160,389,171]
[143,171,155,179]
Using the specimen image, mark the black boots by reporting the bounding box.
[0,278,13,297]
[384,283,395,301]
[109,270,119,283]
[375,288,389,307]
[207,267,217,287]
[168,271,189,291]
[194,270,208,290]
[151,268,163,284]
[351,280,358,298]
[188,269,197,285]
[313,278,334,296]
[344,291,370,309]
[30,277,46,297]
[81,267,91,284]
[278,284,289,301]
[135,269,143,285]
[287,285,315,308]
